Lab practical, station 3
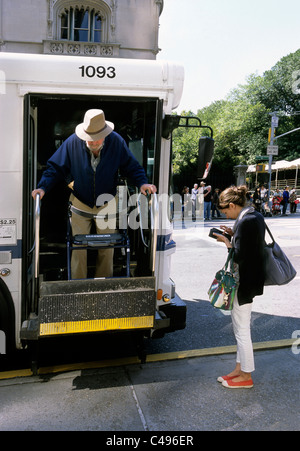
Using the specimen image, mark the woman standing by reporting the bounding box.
[253,186,261,212]
[214,185,266,389]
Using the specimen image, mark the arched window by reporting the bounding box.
[60,6,102,43]
[45,1,118,57]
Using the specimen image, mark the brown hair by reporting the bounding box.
[218,185,248,209]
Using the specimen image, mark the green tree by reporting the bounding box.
[172,49,300,187]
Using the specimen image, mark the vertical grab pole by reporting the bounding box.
[137,192,159,274]
[33,193,40,311]
[149,193,159,275]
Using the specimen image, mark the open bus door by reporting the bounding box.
[19,95,176,358]
[162,114,214,181]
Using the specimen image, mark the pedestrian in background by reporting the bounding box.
[289,188,297,213]
[198,181,206,220]
[203,185,212,221]
[181,186,191,220]
[191,183,199,221]
[253,186,261,212]
[282,186,290,216]
[211,188,221,219]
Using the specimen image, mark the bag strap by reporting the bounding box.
[264,223,275,244]
[224,248,235,272]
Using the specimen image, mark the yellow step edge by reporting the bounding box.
[39,316,154,336]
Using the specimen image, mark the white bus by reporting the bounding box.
[0,53,213,364]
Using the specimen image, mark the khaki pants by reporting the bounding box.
[70,194,116,279]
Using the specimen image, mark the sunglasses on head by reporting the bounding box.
[218,204,230,210]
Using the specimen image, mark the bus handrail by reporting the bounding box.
[149,193,159,274]
[137,192,159,274]
[137,193,148,248]
[34,193,40,280]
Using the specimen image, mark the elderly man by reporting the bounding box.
[32,109,156,278]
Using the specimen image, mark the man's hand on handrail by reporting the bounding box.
[140,184,157,196]
[32,188,45,200]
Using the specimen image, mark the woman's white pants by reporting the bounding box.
[231,295,255,373]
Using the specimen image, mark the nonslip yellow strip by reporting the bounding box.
[39,316,154,336]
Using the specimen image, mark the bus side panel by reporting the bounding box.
[0,84,24,350]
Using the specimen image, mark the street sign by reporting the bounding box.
[255,155,269,161]
[267,145,279,155]
[271,116,279,127]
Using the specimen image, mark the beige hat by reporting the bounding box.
[75,109,114,141]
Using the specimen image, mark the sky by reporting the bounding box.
[157,0,300,112]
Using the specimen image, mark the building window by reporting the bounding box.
[60,7,102,43]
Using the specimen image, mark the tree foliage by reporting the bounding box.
[172,49,300,188]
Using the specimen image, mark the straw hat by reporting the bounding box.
[75,109,114,141]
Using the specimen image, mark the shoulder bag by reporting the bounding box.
[208,248,237,311]
[264,223,297,286]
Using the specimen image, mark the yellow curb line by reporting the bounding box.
[0,338,295,381]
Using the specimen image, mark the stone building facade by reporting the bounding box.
[0,0,164,59]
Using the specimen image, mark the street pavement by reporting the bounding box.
[0,346,299,431]
[0,211,299,431]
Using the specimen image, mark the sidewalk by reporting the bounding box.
[174,207,300,228]
[0,346,299,431]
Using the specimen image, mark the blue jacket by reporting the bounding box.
[282,190,289,203]
[38,132,148,208]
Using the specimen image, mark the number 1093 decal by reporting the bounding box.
[79,65,116,79]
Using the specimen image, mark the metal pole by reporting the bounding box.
[268,113,278,207]
[268,124,274,207]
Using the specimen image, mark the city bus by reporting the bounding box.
[0,52,213,365]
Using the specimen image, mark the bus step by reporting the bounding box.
[36,277,156,338]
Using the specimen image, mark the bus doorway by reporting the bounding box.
[23,94,158,289]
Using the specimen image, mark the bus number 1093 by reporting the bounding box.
[79,65,116,79]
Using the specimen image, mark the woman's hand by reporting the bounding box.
[220,225,234,236]
[213,233,232,249]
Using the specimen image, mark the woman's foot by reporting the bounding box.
[217,373,239,383]
[220,367,253,388]
[217,366,241,383]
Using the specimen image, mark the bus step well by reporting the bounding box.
[21,277,156,339]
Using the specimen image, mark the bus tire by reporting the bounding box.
[0,278,16,355]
